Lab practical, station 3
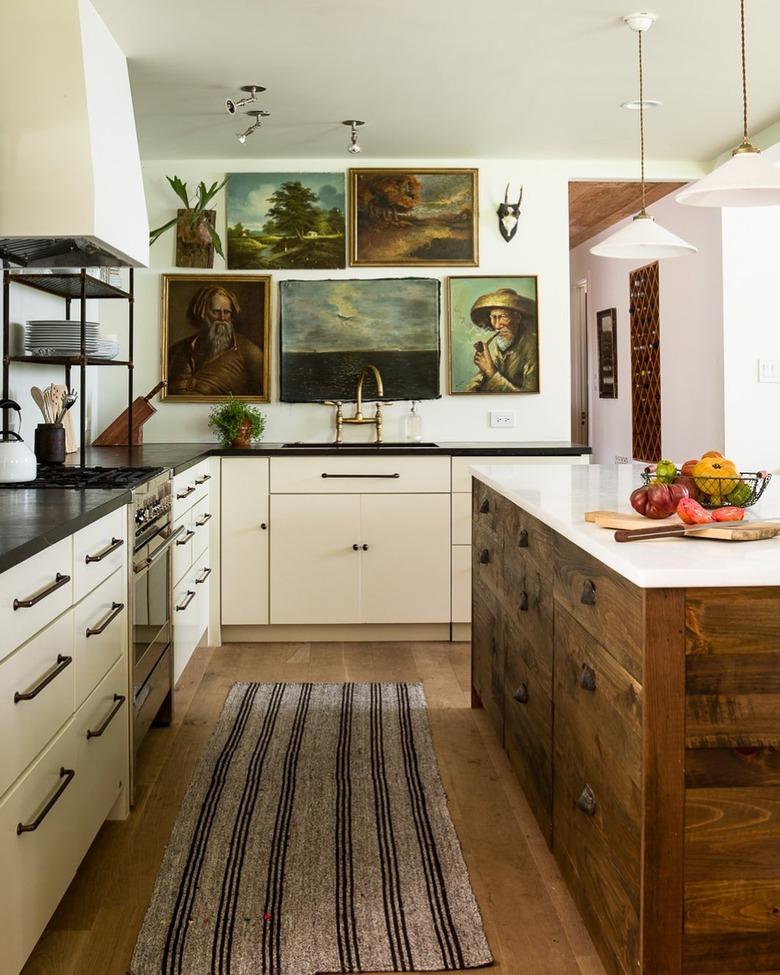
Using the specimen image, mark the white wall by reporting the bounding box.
[99,157,578,444]
[569,193,724,465]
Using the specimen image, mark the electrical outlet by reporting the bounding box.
[490,411,515,428]
[758,359,780,382]
[615,455,630,464]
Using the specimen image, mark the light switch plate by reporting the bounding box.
[758,359,780,383]
[490,411,515,428]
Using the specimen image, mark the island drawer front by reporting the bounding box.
[471,577,504,741]
[0,537,73,663]
[472,521,502,602]
[72,507,126,603]
[503,614,552,844]
[0,611,75,800]
[270,456,450,494]
[472,479,512,536]
[73,568,126,710]
[553,534,643,682]
[503,504,554,580]
[501,556,553,661]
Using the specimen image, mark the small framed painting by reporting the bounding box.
[160,274,271,403]
[448,276,539,394]
[349,168,478,266]
[596,308,618,399]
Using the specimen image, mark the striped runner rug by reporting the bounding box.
[131,682,492,975]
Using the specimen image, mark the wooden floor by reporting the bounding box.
[23,642,606,975]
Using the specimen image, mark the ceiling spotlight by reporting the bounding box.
[236,109,270,144]
[225,84,266,116]
[342,119,365,155]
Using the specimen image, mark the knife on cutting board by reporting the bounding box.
[613,519,780,542]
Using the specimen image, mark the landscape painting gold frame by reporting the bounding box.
[160,273,271,403]
[349,167,479,266]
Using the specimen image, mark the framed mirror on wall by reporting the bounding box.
[596,307,618,400]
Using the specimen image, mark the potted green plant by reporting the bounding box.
[149,175,228,268]
[208,397,266,448]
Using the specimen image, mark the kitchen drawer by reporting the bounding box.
[473,479,510,536]
[172,510,194,587]
[473,522,502,602]
[192,549,211,639]
[452,454,588,493]
[73,568,126,709]
[472,575,504,741]
[270,455,450,494]
[72,506,127,603]
[503,504,554,581]
[172,459,211,520]
[554,533,643,682]
[451,492,471,546]
[501,552,554,661]
[0,612,74,800]
[451,545,471,624]
[191,495,212,560]
[0,537,73,662]
[173,557,208,685]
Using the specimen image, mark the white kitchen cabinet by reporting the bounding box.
[221,458,270,625]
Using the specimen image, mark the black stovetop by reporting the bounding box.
[0,464,164,490]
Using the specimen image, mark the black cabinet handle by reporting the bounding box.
[353,543,360,551]
[579,663,597,692]
[86,694,126,739]
[518,591,529,612]
[479,498,490,514]
[195,513,212,527]
[362,543,369,551]
[176,529,196,545]
[14,654,72,703]
[513,684,529,704]
[195,567,211,584]
[176,485,196,499]
[13,572,70,610]
[260,523,268,530]
[86,601,124,638]
[176,590,196,612]
[576,785,597,817]
[194,474,211,485]
[321,472,400,479]
[17,767,75,835]
[85,537,123,563]
[580,579,597,605]
[479,549,490,565]
[517,530,529,548]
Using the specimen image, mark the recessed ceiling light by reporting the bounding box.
[621,99,662,110]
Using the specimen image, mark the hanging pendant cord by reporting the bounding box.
[638,28,647,213]
[740,0,749,144]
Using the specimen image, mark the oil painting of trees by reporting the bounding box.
[227,173,346,269]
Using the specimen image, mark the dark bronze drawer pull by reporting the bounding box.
[321,472,400,479]
[479,549,490,565]
[85,537,123,564]
[517,529,529,548]
[576,785,597,817]
[513,683,529,704]
[195,567,212,584]
[14,654,72,703]
[176,485,196,499]
[17,767,75,835]
[479,498,490,514]
[195,513,212,527]
[176,590,196,612]
[194,474,211,485]
[518,591,529,612]
[580,579,597,605]
[13,572,70,610]
[579,663,597,692]
[352,543,360,551]
[85,602,125,638]
[176,529,196,545]
[86,694,126,739]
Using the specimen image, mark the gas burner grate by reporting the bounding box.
[1,465,163,490]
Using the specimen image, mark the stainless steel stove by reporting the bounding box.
[1,464,164,490]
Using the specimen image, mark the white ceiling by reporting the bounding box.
[92,0,780,162]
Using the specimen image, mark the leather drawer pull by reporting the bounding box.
[13,572,70,610]
[577,785,597,817]
[579,663,597,692]
[85,537,123,563]
[86,694,126,739]
[176,485,196,499]
[517,530,529,548]
[17,767,75,835]
[479,549,490,565]
[14,654,72,703]
[513,683,529,704]
[479,498,490,514]
[580,579,597,605]
[518,591,529,612]
[86,602,125,638]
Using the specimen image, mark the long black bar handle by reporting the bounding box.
[17,767,75,835]
[86,695,126,739]
[321,473,400,479]
[14,654,73,703]
[85,602,125,638]
[85,537,123,564]
[13,573,70,610]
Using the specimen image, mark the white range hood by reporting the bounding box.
[0,0,149,268]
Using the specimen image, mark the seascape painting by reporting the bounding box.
[279,278,441,402]
[349,168,478,266]
[227,172,346,269]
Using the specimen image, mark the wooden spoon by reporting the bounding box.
[30,386,47,421]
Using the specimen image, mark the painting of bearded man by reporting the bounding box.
[161,274,270,402]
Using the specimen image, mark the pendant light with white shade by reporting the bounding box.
[677,0,780,208]
[591,13,697,260]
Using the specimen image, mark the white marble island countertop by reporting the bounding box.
[471,462,780,588]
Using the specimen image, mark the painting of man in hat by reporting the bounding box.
[448,277,539,394]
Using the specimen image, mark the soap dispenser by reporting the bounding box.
[404,400,423,443]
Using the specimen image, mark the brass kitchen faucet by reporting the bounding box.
[326,364,389,444]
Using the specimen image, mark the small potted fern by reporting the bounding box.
[208,397,266,448]
[149,175,228,268]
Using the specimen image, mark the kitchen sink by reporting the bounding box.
[281,442,440,448]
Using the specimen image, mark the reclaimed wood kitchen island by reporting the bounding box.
[470,463,780,975]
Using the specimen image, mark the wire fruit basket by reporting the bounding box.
[641,469,772,509]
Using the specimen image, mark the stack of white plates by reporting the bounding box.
[93,337,120,360]
[25,319,100,356]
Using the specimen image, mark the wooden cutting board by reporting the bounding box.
[584,509,780,542]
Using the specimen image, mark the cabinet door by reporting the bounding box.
[221,458,269,625]
[360,494,450,624]
[270,494,361,624]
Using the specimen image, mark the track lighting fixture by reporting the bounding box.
[236,109,270,144]
[342,120,365,155]
[225,84,266,116]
